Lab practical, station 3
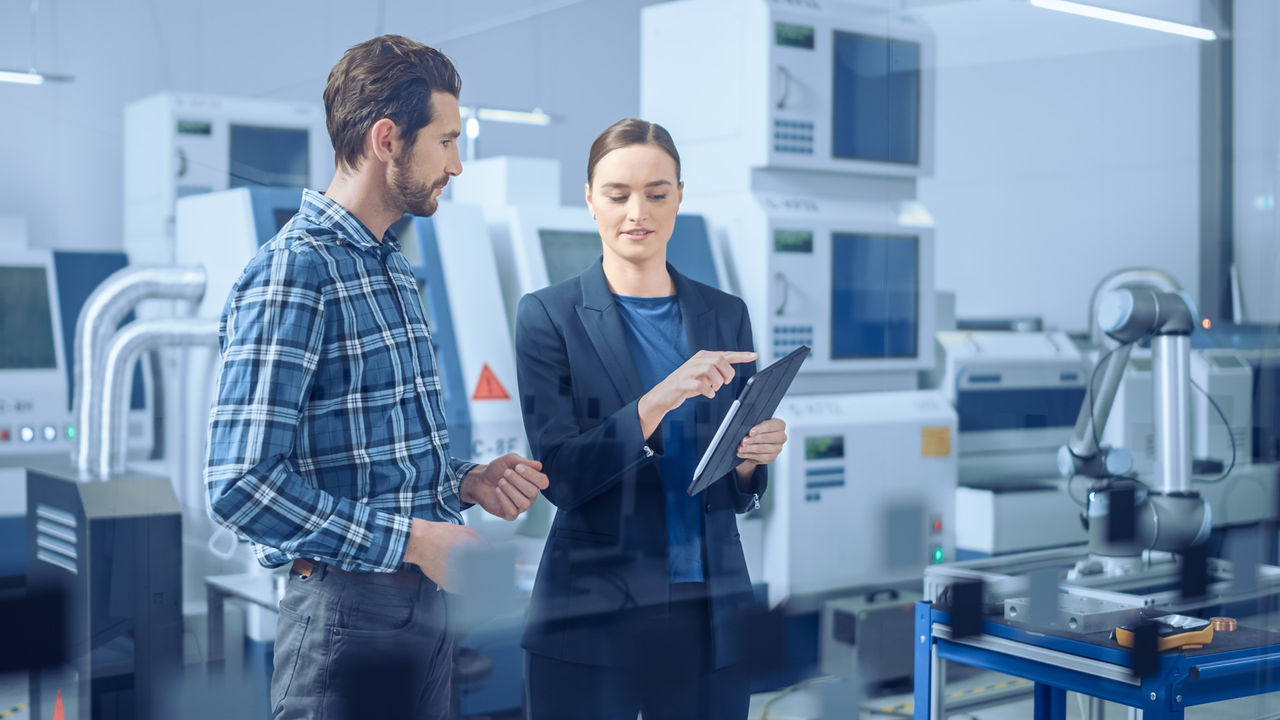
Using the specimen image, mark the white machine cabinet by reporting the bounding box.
[758,390,956,606]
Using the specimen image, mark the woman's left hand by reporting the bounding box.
[735,418,787,467]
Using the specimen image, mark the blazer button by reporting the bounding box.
[705,503,712,513]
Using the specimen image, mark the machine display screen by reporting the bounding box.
[539,229,601,286]
[805,435,844,460]
[0,267,57,370]
[775,23,815,49]
[774,230,814,254]
[177,119,212,135]
[830,233,918,359]
[831,31,921,165]
[229,124,310,188]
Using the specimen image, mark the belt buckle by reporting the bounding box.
[293,558,317,579]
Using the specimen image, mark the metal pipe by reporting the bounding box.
[73,265,206,476]
[98,319,219,478]
[1152,333,1192,494]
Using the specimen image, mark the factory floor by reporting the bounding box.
[2,672,1278,720]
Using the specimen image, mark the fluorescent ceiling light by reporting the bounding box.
[1029,0,1216,41]
[475,108,552,126]
[0,69,45,85]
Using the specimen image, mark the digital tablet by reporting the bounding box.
[686,345,811,496]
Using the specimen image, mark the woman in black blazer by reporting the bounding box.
[515,119,788,720]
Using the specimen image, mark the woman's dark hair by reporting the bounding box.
[323,34,462,171]
[586,118,681,187]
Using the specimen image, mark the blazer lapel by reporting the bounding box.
[577,260,645,403]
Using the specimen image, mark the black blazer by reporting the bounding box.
[515,259,767,669]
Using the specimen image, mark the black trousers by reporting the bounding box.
[270,563,453,720]
[524,582,750,720]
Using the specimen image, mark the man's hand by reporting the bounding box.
[460,453,550,521]
[734,417,787,486]
[403,517,484,591]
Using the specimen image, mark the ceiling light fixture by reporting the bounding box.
[1,0,73,86]
[474,108,552,126]
[1029,0,1216,41]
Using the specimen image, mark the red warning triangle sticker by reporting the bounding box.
[472,363,511,400]
[52,690,66,720]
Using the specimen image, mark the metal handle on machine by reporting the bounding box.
[774,271,789,316]
[776,65,794,109]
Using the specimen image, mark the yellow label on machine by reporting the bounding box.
[921,426,951,457]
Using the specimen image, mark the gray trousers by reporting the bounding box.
[271,562,453,719]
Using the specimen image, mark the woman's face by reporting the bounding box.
[585,143,683,270]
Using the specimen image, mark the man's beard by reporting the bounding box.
[390,150,446,218]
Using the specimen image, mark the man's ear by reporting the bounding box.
[368,118,398,164]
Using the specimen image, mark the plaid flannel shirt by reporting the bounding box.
[204,189,476,572]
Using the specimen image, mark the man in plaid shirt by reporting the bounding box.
[204,35,548,719]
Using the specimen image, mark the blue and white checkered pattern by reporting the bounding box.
[205,189,476,573]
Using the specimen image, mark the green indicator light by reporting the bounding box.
[65,425,76,440]
[933,547,945,564]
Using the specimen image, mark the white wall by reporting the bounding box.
[915,0,1202,331]
[0,0,661,253]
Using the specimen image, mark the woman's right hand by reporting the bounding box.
[638,350,758,438]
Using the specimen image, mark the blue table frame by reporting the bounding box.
[913,602,1280,719]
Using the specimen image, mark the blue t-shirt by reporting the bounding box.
[613,293,706,583]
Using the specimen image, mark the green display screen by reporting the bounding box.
[774,230,814,254]
[177,120,212,135]
[776,22,815,49]
[805,435,844,461]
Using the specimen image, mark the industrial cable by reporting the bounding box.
[1189,378,1237,484]
[1066,471,1087,509]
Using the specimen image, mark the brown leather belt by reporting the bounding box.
[291,558,425,588]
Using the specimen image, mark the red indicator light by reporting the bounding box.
[0,429,8,441]
[934,520,943,532]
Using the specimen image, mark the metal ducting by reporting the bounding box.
[72,265,206,477]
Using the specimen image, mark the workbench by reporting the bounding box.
[913,601,1280,719]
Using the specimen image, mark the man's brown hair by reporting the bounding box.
[323,34,462,171]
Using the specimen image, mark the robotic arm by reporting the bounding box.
[1058,288,1212,556]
